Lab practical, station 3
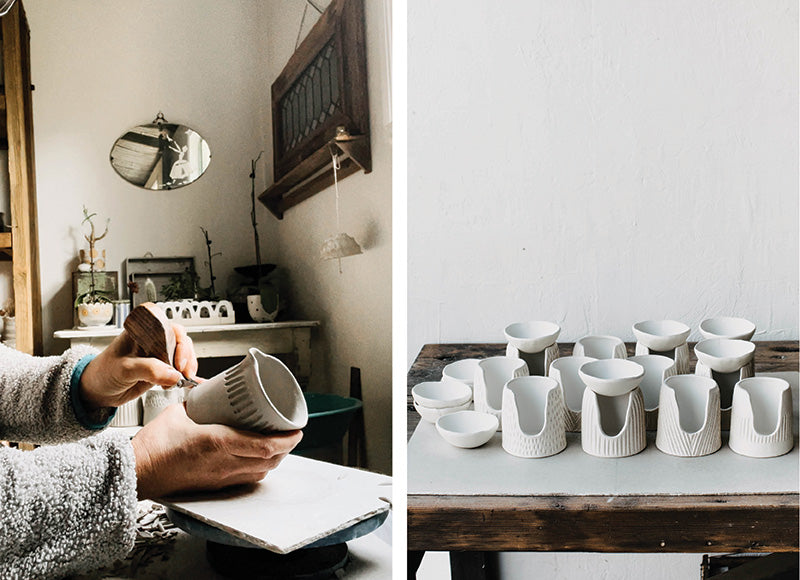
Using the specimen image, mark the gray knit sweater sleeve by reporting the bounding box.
[0,344,138,578]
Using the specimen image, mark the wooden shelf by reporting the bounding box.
[0,231,11,249]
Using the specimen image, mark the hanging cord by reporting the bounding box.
[331,149,343,273]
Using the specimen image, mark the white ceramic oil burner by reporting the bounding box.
[503,321,561,376]
[501,376,566,458]
[728,377,793,458]
[694,338,755,429]
[473,356,529,430]
[655,375,721,457]
[548,356,596,432]
[629,354,678,430]
[573,335,627,360]
[632,320,691,374]
[185,347,308,433]
[442,358,482,390]
[699,317,756,341]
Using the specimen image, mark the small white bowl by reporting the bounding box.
[436,411,499,449]
[503,321,561,353]
[694,339,755,373]
[699,317,756,341]
[412,381,472,409]
[632,320,691,351]
[413,399,472,424]
[579,359,645,397]
[442,358,481,388]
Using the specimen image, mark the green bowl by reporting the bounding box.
[294,392,363,452]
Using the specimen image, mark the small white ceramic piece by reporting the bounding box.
[436,411,499,449]
[573,335,627,360]
[185,347,308,433]
[157,300,235,326]
[729,377,794,458]
[501,376,566,458]
[548,356,596,432]
[632,320,691,374]
[699,317,756,341]
[441,358,482,389]
[142,385,185,425]
[247,294,279,323]
[413,399,472,424]
[412,380,472,409]
[77,302,114,327]
[578,359,645,397]
[473,356,529,430]
[694,338,756,425]
[504,321,561,376]
[110,396,143,427]
[581,387,646,458]
[655,375,721,457]
[629,355,677,430]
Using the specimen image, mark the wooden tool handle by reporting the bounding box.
[123,302,176,366]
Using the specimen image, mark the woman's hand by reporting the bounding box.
[78,324,199,410]
[131,404,303,499]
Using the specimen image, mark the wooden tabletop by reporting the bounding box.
[407,341,799,553]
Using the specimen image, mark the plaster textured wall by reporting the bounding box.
[408,0,798,368]
[26,0,277,355]
[261,0,393,474]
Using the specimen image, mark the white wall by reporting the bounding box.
[262,0,393,474]
[409,1,796,578]
[408,0,798,368]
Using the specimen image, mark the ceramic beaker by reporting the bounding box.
[694,338,755,428]
[729,377,793,458]
[473,356,529,430]
[548,356,596,432]
[655,375,721,457]
[504,321,561,376]
[573,335,627,360]
[629,354,678,430]
[632,320,691,374]
[185,347,308,433]
[581,387,646,458]
[501,376,566,458]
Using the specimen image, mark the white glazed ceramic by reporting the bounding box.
[412,380,472,409]
[185,347,308,433]
[655,375,721,457]
[473,356,529,429]
[729,377,794,458]
[629,355,677,430]
[501,376,566,458]
[573,335,627,360]
[413,399,472,424]
[142,385,185,425]
[436,411,499,449]
[77,302,114,327]
[578,359,645,397]
[247,294,278,323]
[699,317,756,341]
[506,342,560,377]
[503,321,560,353]
[441,358,481,389]
[110,396,143,427]
[581,387,646,458]
[548,356,596,432]
[694,339,755,373]
[634,342,690,375]
[632,320,691,352]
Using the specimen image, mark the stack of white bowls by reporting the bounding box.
[412,380,473,424]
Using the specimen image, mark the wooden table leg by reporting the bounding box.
[449,551,499,580]
[408,551,425,578]
[292,327,312,380]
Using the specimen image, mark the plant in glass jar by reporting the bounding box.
[75,206,114,327]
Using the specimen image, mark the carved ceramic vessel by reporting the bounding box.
[548,356,596,432]
[504,321,561,376]
[473,356,528,430]
[110,397,143,427]
[581,387,646,458]
[694,338,756,428]
[728,377,793,458]
[573,335,627,360]
[629,355,678,430]
[142,385,185,425]
[655,375,721,457]
[501,376,566,458]
[632,320,691,374]
[442,358,482,390]
[435,411,499,449]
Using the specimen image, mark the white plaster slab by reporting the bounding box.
[161,454,392,554]
[408,372,799,497]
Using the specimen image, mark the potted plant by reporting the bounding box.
[75,207,114,327]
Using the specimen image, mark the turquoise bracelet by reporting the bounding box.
[69,353,117,430]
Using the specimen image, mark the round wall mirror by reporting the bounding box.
[110,115,211,190]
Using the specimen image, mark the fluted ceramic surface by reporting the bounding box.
[501,376,566,458]
[581,387,646,458]
[548,356,596,432]
[629,355,677,430]
[634,341,690,375]
[573,335,627,360]
[656,376,721,457]
[729,378,794,458]
[473,356,528,430]
[110,396,143,427]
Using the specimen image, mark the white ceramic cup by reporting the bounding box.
[729,377,794,458]
[473,356,529,429]
[548,356,596,432]
[185,347,308,433]
[501,376,566,458]
[655,375,721,457]
[629,354,678,430]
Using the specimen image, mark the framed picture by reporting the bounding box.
[125,256,195,308]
